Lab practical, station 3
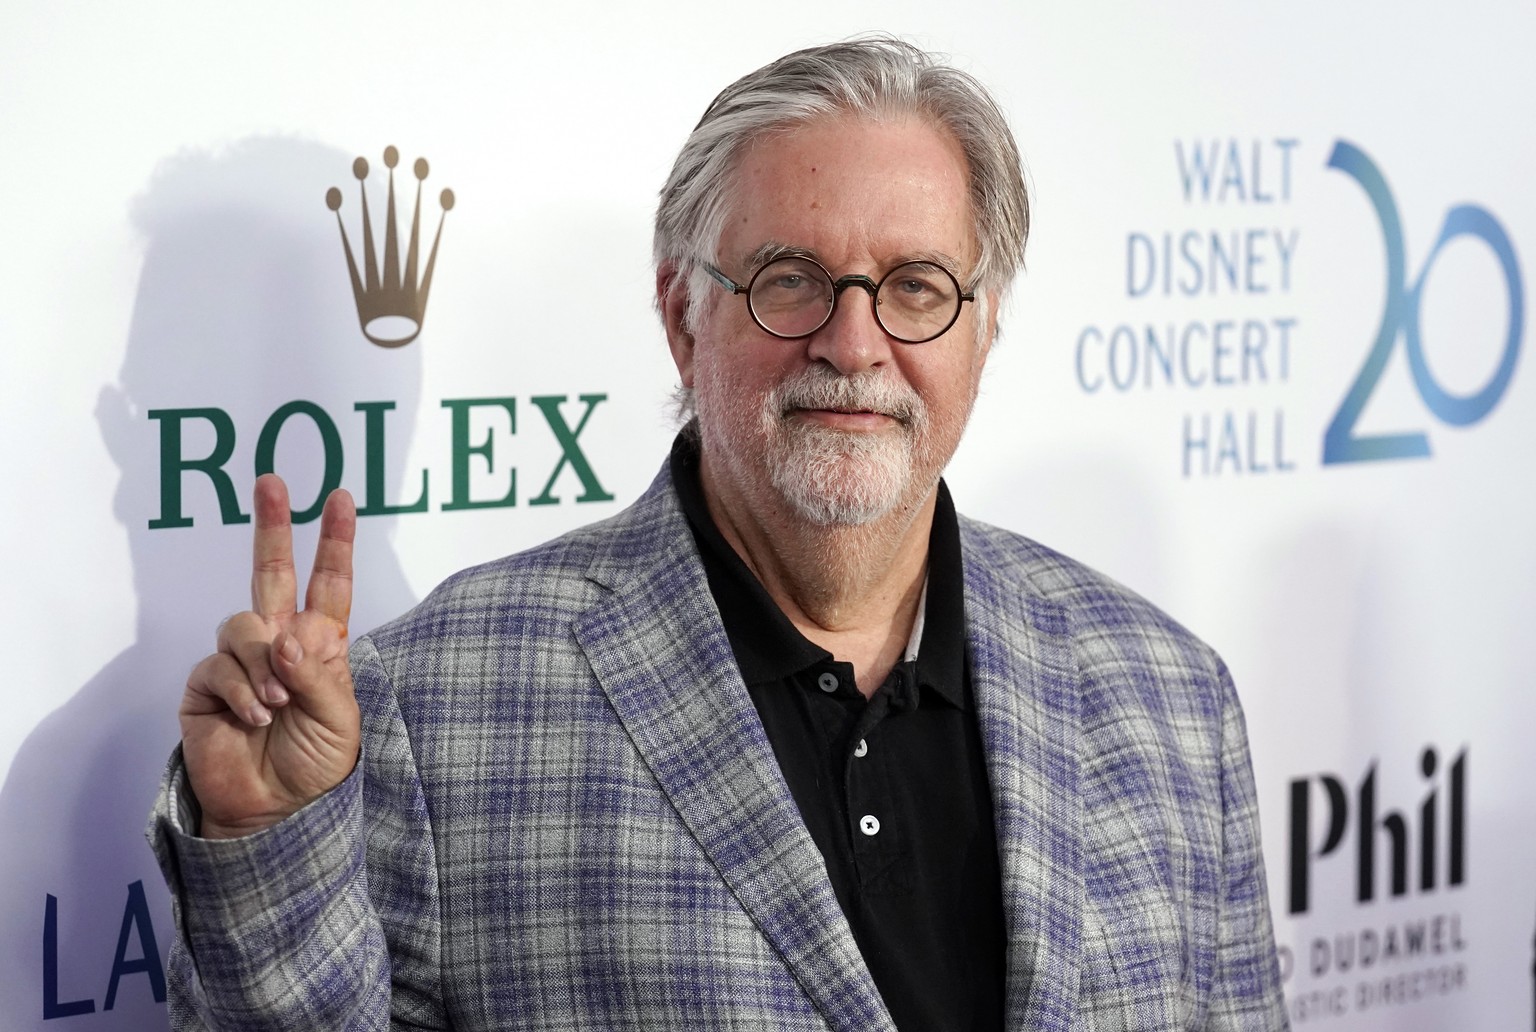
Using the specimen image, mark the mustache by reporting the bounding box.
[770,368,924,425]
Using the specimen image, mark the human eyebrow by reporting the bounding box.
[736,243,969,282]
[890,250,966,279]
[742,241,819,270]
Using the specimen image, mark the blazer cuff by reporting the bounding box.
[147,745,364,952]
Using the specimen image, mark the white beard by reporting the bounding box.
[752,366,929,526]
[767,422,910,525]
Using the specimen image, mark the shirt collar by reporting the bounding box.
[669,433,968,709]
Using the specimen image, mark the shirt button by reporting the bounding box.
[853,739,868,758]
[817,672,838,693]
[859,815,881,836]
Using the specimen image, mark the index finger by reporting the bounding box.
[251,474,298,619]
[305,487,356,629]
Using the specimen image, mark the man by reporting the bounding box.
[151,38,1288,1031]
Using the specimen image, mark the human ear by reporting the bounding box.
[976,289,1001,364]
[657,261,696,387]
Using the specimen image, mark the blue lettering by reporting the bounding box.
[43,895,95,1018]
[1175,140,1219,202]
[1183,409,1294,477]
[1108,327,1137,390]
[104,881,166,1011]
[1275,228,1299,291]
[1178,230,1203,295]
[1212,320,1236,385]
[1251,139,1273,203]
[1180,322,1209,387]
[1244,228,1268,293]
[1218,139,1246,202]
[1241,321,1269,382]
[1246,410,1270,474]
[1144,325,1174,388]
[1177,138,1301,204]
[1275,139,1299,201]
[1126,233,1155,297]
[1210,232,1239,292]
[1183,412,1210,478]
[1275,317,1296,380]
[1216,411,1242,474]
[1275,409,1296,471]
[1075,327,1104,392]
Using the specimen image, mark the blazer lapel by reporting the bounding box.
[573,475,894,1032]
[962,523,1085,1032]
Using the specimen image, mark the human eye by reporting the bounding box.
[883,263,955,310]
[753,257,827,307]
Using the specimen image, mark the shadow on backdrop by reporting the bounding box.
[0,137,424,1029]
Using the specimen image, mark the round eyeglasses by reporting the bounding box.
[703,255,975,344]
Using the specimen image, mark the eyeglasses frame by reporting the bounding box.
[702,255,976,344]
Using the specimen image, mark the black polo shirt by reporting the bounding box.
[670,437,1006,1032]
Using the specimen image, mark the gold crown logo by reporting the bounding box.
[325,146,454,348]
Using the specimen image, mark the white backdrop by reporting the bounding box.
[2,3,1532,1028]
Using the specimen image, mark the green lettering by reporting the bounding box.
[254,401,344,524]
[147,407,248,528]
[354,401,428,516]
[528,394,613,506]
[441,397,517,511]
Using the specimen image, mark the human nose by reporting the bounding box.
[805,281,893,375]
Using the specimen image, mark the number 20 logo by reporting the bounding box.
[1323,140,1523,464]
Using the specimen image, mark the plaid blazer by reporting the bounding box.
[151,463,1288,1031]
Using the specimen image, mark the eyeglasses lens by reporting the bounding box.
[748,257,833,338]
[875,262,960,342]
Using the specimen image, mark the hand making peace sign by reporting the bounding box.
[180,474,361,840]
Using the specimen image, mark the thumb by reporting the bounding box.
[269,628,343,700]
[270,628,360,744]
[270,630,306,680]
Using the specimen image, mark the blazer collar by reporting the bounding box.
[961,518,1085,1031]
[574,465,896,1032]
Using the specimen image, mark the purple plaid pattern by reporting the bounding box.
[149,464,1288,1030]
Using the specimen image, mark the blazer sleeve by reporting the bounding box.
[146,634,446,1031]
[1206,660,1290,1030]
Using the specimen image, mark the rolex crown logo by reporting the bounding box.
[326,146,455,348]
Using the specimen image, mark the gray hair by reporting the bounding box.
[654,36,1030,339]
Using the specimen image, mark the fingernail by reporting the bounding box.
[248,702,273,726]
[264,679,289,705]
[278,635,302,664]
